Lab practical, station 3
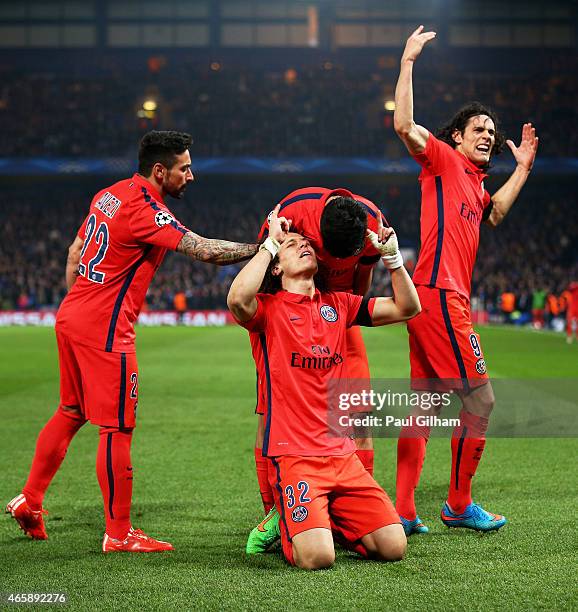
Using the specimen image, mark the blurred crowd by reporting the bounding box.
[1,180,576,327]
[1,55,577,158]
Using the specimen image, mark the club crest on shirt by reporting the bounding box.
[475,358,487,375]
[155,211,174,227]
[320,305,338,322]
[292,505,308,522]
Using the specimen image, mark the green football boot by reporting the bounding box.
[246,506,281,554]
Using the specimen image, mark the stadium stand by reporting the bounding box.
[1,179,575,323]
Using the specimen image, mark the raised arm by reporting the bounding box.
[66,235,84,290]
[394,25,436,155]
[176,232,258,265]
[486,123,539,227]
[364,229,421,325]
[227,205,290,322]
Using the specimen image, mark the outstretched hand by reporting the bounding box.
[268,204,292,244]
[507,123,539,171]
[401,25,436,63]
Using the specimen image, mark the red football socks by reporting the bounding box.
[355,448,374,476]
[448,410,489,514]
[23,407,85,510]
[96,427,133,540]
[254,447,274,513]
[395,422,430,520]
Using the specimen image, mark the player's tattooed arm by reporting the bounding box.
[65,235,84,290]
[176,232,258,265]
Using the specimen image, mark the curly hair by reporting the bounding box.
[436,102,506,165]
[138,130,192,176]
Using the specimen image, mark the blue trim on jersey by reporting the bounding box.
[141,187,161,212]
[454,425,468,489]
[170,220,187,234]
[439,289,469,390]
[141,186,188,234]
[356,200,377,219]
[278,192,323,214]
[105,245,153,353]
[260,333,273,457]
[118,353,126,429]
[254,369,259,414]
[429,176,445,286]
[106,433,115,519]
[271,457,292,543]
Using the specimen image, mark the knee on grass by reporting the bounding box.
[362,524,407,562]
[293,528,335,570]
[294,546,335,570]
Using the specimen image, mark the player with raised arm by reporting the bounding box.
[228,206,420,569]
[248,188,388,551]
[393,26,539,535]
[5,131,258,552]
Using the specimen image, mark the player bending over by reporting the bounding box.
[227,205,420,569]
[6,131,258,552]
[393,26,539,535]
[250,188,389,524]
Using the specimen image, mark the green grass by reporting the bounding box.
[0,325,576,610]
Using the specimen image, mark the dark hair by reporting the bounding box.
[138,130,192,176]
[320,197,367,259]
[436,101,506,164]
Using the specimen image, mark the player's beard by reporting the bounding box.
[164,179,188,199]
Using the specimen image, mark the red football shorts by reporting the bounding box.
[56,331,138,429]
[268,452,399,554]
[408,286,489,391]
[255,326,370,416]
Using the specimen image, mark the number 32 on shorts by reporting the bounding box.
[285,481,311,523]
[285,481,311,508]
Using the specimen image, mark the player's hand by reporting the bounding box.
[367,227,403,270]
[367,227,397,257]
[268,204,291,244]
[401,25,436,63]
[506,123,539,172]
[375,213,390,244]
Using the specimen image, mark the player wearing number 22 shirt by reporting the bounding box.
[228,205,421,569]
[6,131,258,552]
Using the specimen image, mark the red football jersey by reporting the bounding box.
[56,174,189,353]
[412,134,492,298]
[252,187,385,415]
[258,187,386,292]
[238,289,375,457]
[568,282,578,316]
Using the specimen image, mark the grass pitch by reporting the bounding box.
[0,324,576,610]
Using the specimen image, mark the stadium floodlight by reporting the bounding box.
[142,99,157,112]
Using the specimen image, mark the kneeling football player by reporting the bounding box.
[227,205,420,569]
